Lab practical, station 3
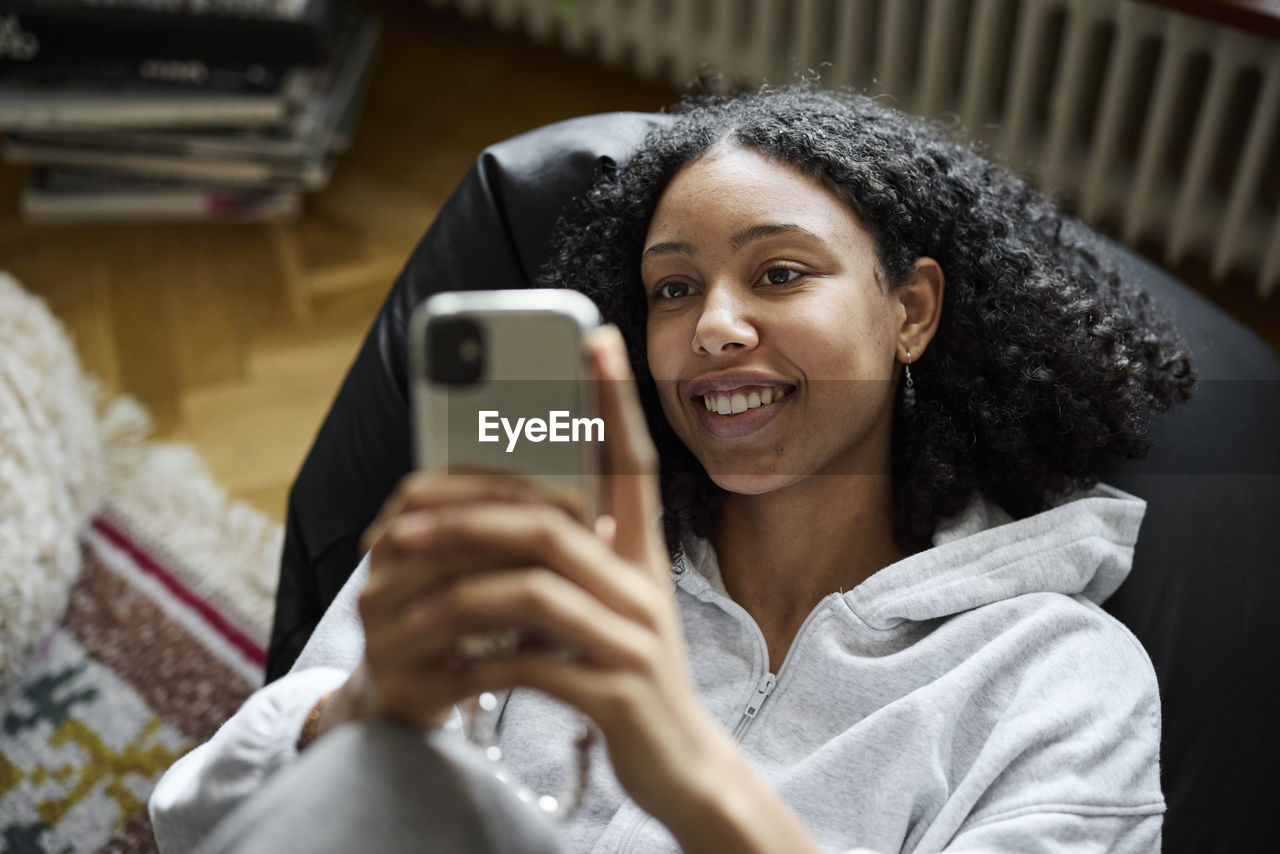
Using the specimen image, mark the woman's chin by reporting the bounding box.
[707,471,805,496]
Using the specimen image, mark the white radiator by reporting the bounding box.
[427,0,1280,297]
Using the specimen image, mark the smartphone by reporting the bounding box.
[409,289,603,522]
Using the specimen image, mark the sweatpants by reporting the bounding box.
[194,720,571,854]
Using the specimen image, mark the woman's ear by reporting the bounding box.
[896,257,944,360]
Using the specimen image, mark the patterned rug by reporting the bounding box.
[0,512,269,853]
[0,431,280,853]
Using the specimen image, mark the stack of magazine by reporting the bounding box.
[0,0,379,222]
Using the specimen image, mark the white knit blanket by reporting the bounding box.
[0,272,104,688]
[0,271,281,691]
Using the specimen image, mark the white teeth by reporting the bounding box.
[701,387,790,416]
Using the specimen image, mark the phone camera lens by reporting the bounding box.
[427,316,485,385]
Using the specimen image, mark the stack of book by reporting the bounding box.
[0,0,379,222]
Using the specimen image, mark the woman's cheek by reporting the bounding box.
[654,380,688,439]
[645,325,681,385]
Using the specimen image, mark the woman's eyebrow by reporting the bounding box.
[730,222,821,250]
[643,224,822,260]
[642,240,695,259]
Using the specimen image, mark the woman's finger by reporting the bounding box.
[363,562,662,715]
[358,544,507,625]
[411,568,655,670]
[588,326,665,572]
[360,470,589,613]
[390,500,664,628]
[361,507,531,618]
[360,470,572,555]
[362,502,650,622]
[429,650,702,762]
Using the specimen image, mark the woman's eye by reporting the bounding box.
[761,267,802,286]
[655,281,691,299]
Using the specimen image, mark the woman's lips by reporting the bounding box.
[692,385,791,439]
[699,385,789,414]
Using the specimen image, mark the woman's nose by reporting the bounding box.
[693,285,758,355]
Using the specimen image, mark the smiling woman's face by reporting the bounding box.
[641,146,907,496]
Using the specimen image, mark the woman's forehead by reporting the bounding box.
[646,148,870,249]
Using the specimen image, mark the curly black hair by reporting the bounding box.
[539,86,1194,551]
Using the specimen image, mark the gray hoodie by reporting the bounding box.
[150,483,1163,853]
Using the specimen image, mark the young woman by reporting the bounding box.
[151,87,1192,853]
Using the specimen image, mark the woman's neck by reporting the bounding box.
[710,474,911,666]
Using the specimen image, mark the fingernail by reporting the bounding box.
[599,325,628,372]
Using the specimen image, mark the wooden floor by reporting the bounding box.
[0,3,677,525]
[1,2,1277,526]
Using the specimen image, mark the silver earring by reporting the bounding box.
[902,348,916,411]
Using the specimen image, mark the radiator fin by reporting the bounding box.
[432,0,1280,297]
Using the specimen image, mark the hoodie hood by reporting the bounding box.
[850,483,1145,628]
[681,483,1146,631]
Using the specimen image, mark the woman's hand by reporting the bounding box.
[322,328,722,814]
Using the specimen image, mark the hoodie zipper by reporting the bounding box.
[731,673,777,741]
[612,673,780,854]
[728,592,841,743]
[611,672,777,854]
[607,581,842,854]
